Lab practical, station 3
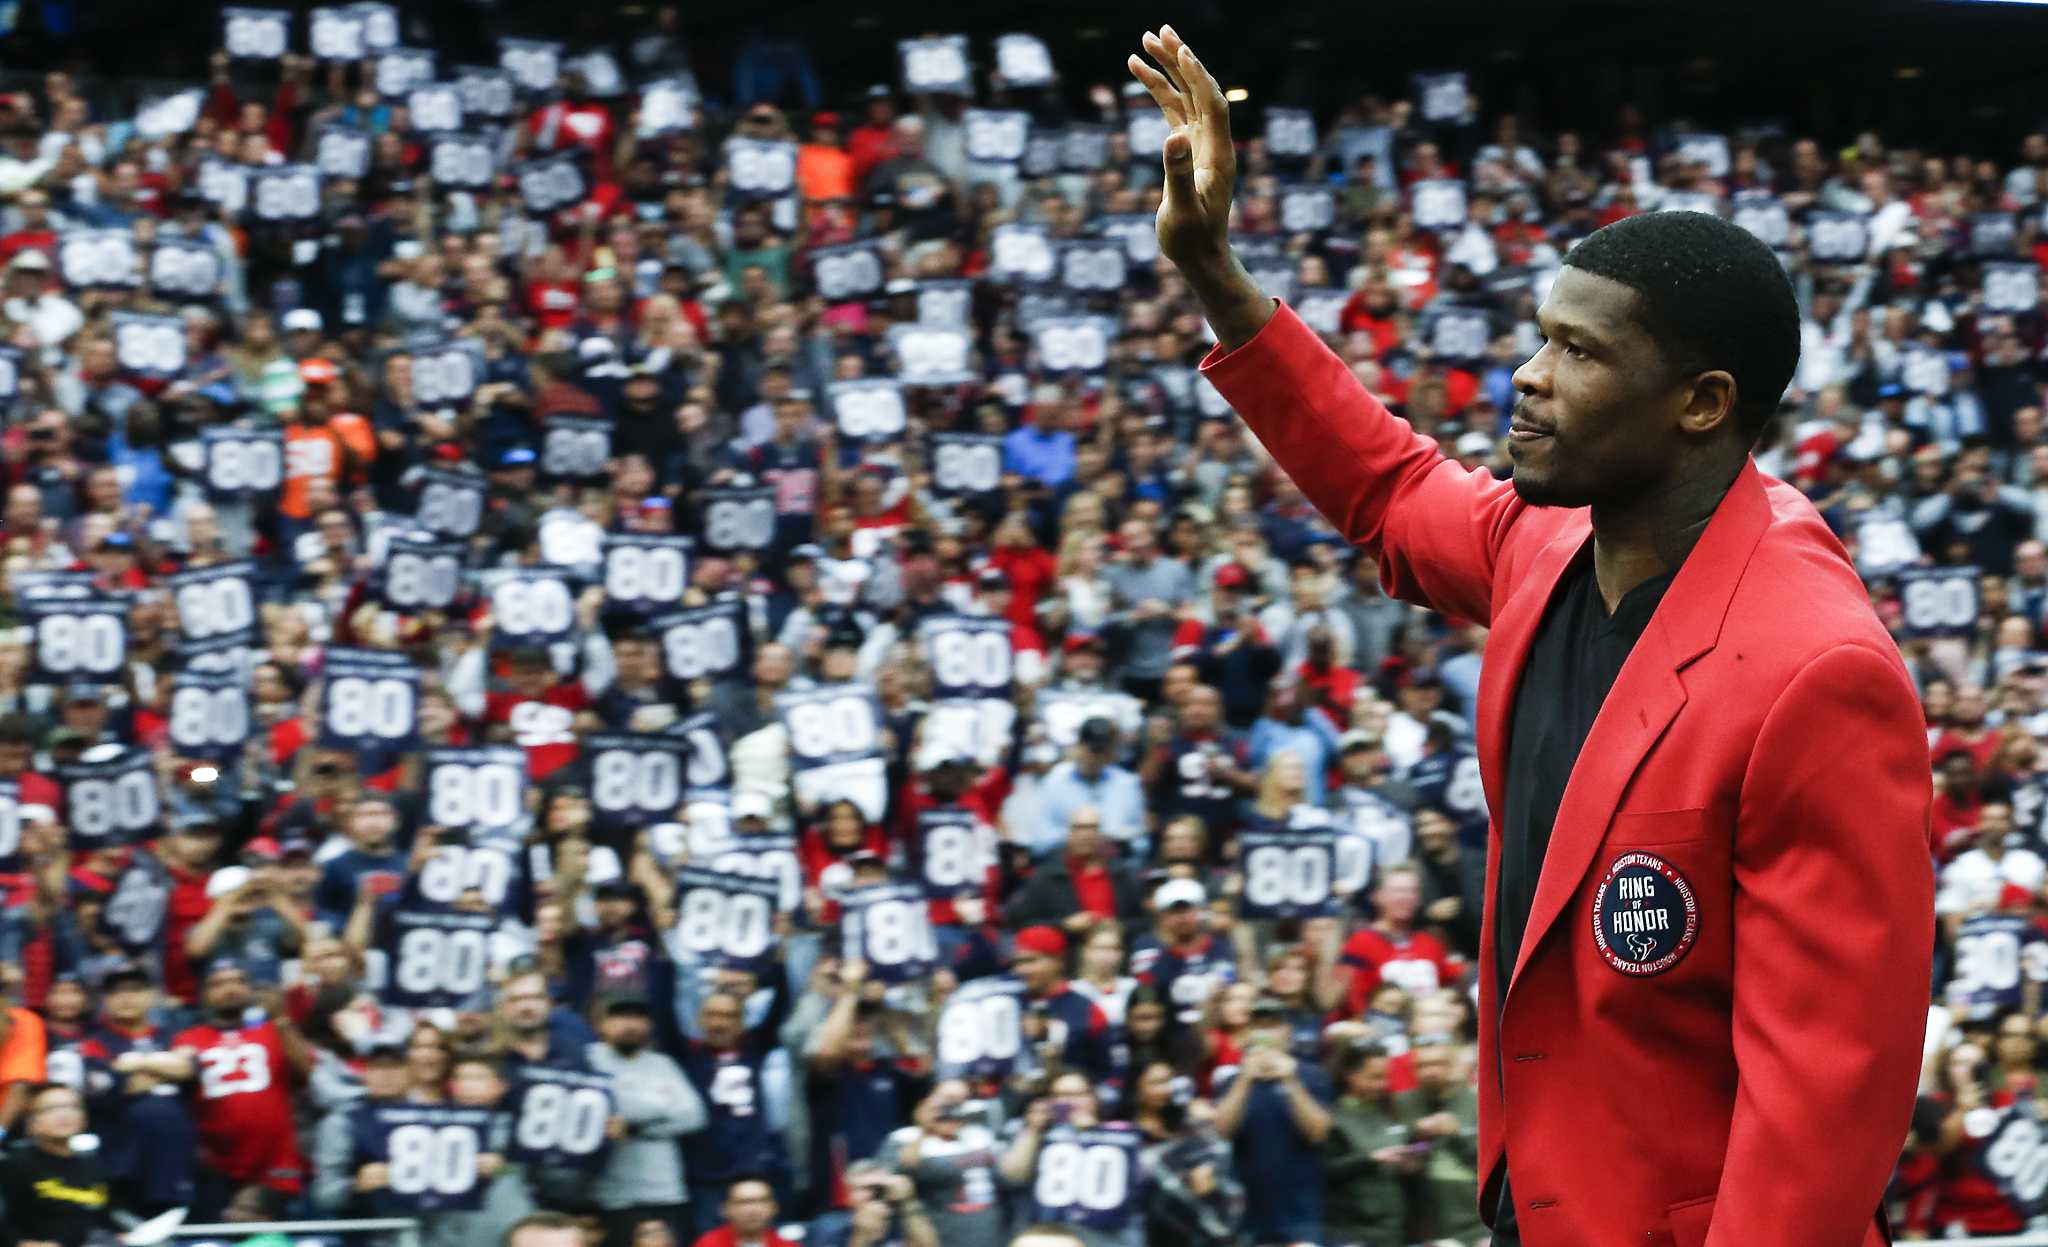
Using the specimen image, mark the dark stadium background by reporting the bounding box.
[8,0,2048,153]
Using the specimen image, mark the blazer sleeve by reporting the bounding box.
[1199,302,1528,624]
[1711,642,1934,1247]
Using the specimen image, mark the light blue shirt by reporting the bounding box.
[1004,424,1077,487]
[1033,759,1147,855]
[1247,712,1342,803]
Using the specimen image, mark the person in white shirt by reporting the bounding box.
[0,249,82,350]
[1935,801,2045,920]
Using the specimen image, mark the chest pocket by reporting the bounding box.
[1606,806,1714,847]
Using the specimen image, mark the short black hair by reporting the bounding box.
[1560,211,1800,445]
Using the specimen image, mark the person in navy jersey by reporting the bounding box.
[594,631,691,731]
[497,967,601,1074]
[312,798,409,932]
[308,1038,412,1217]
[1210,998,1333,1246]
[1011,926,1116,1083]
[1138,683,1254,850]
[76,963,197,1215]
[729,391,826,557]
[678,985,794,1234]
[1127,881,1242,1031]
[1401,720,1488,850]
[564,881,680,1050]
[997,1072,1145,1247]
[807,959,929,1206]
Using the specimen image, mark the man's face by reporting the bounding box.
[451,1063,504,1107]
[1183,687,1220,733]
[351,802,397,850]
[26,1087,85,1146]
[204,968,251,1016]
[1015,950,1060,994]
[105,979,153,1022]
[1508,267,1713,509]
[601,1009,651,1052]
[1413,1044,1455,1091]
[700,995,744,1048]
[1066,814,1103,860]
[1348,1054,1392,1099]
[724,1181,777,1234]
[364,1059,410,1099]
[1375,874,1421,924]
[1161,902,1201,941]
[45,980,86,1022]
[501,975,552,1031]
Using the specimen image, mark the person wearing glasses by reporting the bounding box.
[0,1081,113,1247]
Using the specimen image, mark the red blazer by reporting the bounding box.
[1204,303,1934,1247]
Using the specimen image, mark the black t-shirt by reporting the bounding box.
[1489,551,1678,1245]
[0,1142,112,1247]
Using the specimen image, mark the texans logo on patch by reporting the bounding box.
[1591,851,1699,976]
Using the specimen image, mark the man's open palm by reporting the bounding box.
[1128,26,1236,268]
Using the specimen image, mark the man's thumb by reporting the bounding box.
[1163,128,1196,199]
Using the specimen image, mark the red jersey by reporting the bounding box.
[797,824,891,923]
[481,683,591,779]
[1931,1099,2026,1235]
[1337,926,1461,1016]
[163,859,215,1003]
[173,1019,304,1192]
[891,780,1008,926]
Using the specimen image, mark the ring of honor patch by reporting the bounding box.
[1591,851,1699,976]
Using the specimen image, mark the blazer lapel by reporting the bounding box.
[1498,460,1775,1001]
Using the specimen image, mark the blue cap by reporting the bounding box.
[194,381,240,407]
[499,447,537,467]
[1877,383,1906,400]
[99,531,134,550]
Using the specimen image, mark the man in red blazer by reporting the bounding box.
[1131,28,1933,1247]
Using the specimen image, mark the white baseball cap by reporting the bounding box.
[1154,878,1207,910]
[282,308,324,333]
[730,791,774,822]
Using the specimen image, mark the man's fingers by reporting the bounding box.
[1141,30,1189,98]
[1158,23,1190,87]
[1125,54,1185,127]
[1162,128,1198,203]
[1178,43,1231,129]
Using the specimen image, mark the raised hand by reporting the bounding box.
[1126,25,1274,349]
[1127,25,1235,268]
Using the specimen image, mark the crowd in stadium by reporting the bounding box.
[0,3,2044,1245]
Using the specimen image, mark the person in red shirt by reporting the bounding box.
[1932,685,2002,775]
[797,797,890,925]
[0,188,55,266]
[156,812,231,1004]
[526,71,619,181]
[691,1176,801,1247]
[1932,749,1989,862]
[172,958,312,1220]
[846,87,900,187]
[477,647,595,781]
[983,515,1056,630]
[1329,863,1462,1017]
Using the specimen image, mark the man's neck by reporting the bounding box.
[1588,456,1744,614]
[32,1136,72,1159]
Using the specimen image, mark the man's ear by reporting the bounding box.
[1680,370,1739,438]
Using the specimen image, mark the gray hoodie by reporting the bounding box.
[584,1041,708,1209]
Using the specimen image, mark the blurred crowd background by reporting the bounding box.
[0,1,2041,1245]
